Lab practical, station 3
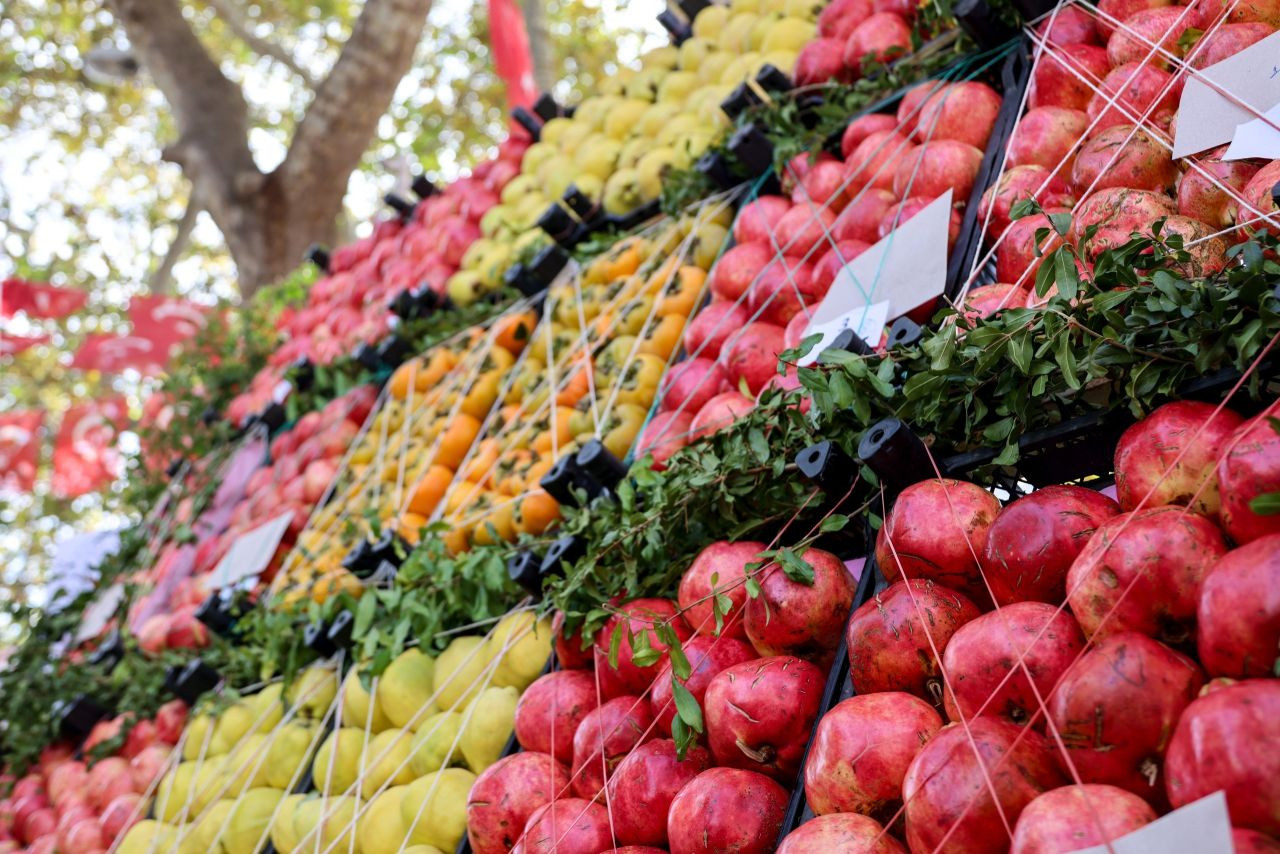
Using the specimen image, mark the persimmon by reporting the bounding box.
[640,312,686,359]
[407,464,455,517]
[515,490,561,536]
[494,309,539,353]
[435,413,481,470]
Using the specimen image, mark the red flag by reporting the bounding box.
[0,333,50,356]
[0,278,88,319]
[489,0,537,112]
[52,397,128,498]
[0,410,42,494]
[128,295,209,342]
[71,334,170,374]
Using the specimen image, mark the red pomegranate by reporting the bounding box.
[1215,403,1280,544]
[942,602,1086,727]
[592,598,692,696]
[725,322,787,396]
[666,767,788,854]
[513,670,599,764]
[1197,534,1280,678]
[704,656,825,782]
[735,196,792,245]
[1234,828,1280,853]
[1066,506,1228,643]
[981,485,1120,605]
[690,391,755,440]
[552,611,593,671]
[518,798,612,854]
[743,547,857,666]
[803,692,942,820]
[710,243,772,302]
[902,718,1067,853]
[876,478,1001,605]
[678,540,767,638]
[570,696,654,799]
[1050,632,1205,804]
[466,752,571,854]
[605,739,712,846]
[649,635,757,737]
[1114,400,1246,517]
[685,301,751,362]
[777,813,906,853]
[1010,784,1157,853]
[1166,679,1280,835]
[847,579,981,703]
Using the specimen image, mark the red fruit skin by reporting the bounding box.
[636,410,693,471]
[803,692,942,819]
[880,197,962,246]
[552,611,593,671]
[1197,534,1280,678]
[85,757,135,811]
[1189,22,1277,68]
[678,540,767,639]
[1050,632,1205,804]
[98,793,143,841]
[819,0,873,40]
[1177,147,1261,228]
[606,739,712,846]
[660,357,728,417]
[1191,0,1280,27]
[570,696,655,799]
[904,718,1067,854]
[743,547,857,665]
[895,82,936,135]
[800,160,852,212]
[1072,124,1178,195]
[812,240,870,294]
[734,196,791,245]
[128,746,169,792]
[1036,4,1101,45]
[685,301,749,361]
[981,484,1120,606]
[841,114,898,159]
[1240,160,1280,239]
[777,813,906,853]
[794,38,849,87]
[958,284,1026,324]
[1096,0,1173,36]
[774,206,837,257]
[1029,44,1110,110]
[519,798,612,854]
[1087,63,1181,134]
[996,207,1068,287]
[592,598,692,696]
[1066,506,1229,643]
[1072,187,1177,261]
[466,752,572,854]
[876,478,1001,605]
[1114,400,1246,517]
[977,164,1075,237]
[690,391,755,440]
[514,670,599,764]
[914,82,1002,148]
[942,602,1086,726]
[1007,106,1089,178]
[845,131,916,194]
[709,242,772,302]
[704,656,825,782]
[1216,404,1280,544]
[725,322,786,396]
[1165,679,1280,835]
[1234,828,1280,853]
[1010,784,1157,854]
[1107,6,1193,67]
[666,767,788,854]
[843,12,912,67]
[747,257,818,326]
[651,635,757,737]
[832,188,898,244]
[891,140,984,202]
[847,579,982,701]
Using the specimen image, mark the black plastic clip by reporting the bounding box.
[754,64,793,96]
[576,439,627,497]
[1271,180,1280,207]
[341,539,377,575]
[538,203,578,246]
[376,334,413,369]
[165,457,185,478]
[327,610,356,652]
[696,151,738,190]
[195,592,239,640]
[533,94,564,122]
[721,83,763,121]
[384,193,416,221]
[53,695,111,742]
[796,440,858,493]
[164,660,221,706]
[563,186,601,226]
[88,631,125,672]
[256,401,287,433]
[820,328,875,360]
[303,620,338,658]
[522,245,571,295]
[353,342,382,373]
[411,175,439,199]
[511,107,543,142]
[727,124,774,179]
[289,356,315,392]
[678,0,710,19]
[305,244,331,274]
[200,406,222,427]
[858,418,937,497]
[954,0,1018,49]
[886,316,923,350]
[508,550,544,598]
[658,9,692,43]
[539,455,591,508]
[541,534,587,580]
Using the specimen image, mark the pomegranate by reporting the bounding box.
[1198,535,1280,678]
[800,160,852,212]
[1037,5,1101,44]
[1190,22,1278,68]
[650,635,757,737]
[1240,160,1280,238]
[606,739,712,846]
[977,165,1075,237]
[690,391,755,440]
[812,240,870,294]
[876,478,1001,605]
[1028,44,1111,111]
[943,602,1087,726]
[1165,679,1280,835]
[891,140,984,203]
[1086,63,1182,133]
[1097,0,1173,36]
[1191,0,1280,29]
[519,798,612,854]
[1072,187,1178,261]
[804,692,942,819]
[957,284,1026,324]
[552,611,593,671]
[636,411,693,471]
[1234,829,1280,853]
[996,207,1069,286]
[466,752,572,854]
[666,767,788,854]
[1007,106,1090,178]
[1050,632,1205,803]
[843,12,912,67]
[847,579,981,702]
[845,131,916,194]
[832,188,899,244]
[1114,400,1246,517]
[128,745,169,792]
[725,322,786,396]
[981,484,1120,605]
[902,718,1067,853]
[1071,124,1178,195]
[735,197,792,245]
[592,598,692,696]
[841,114,898,159]
[1106,7,1192,67]
[748,256,819,326]
[85,757,135,810]
[659,358,728,417]
[704,656,824,782]
[794,38,848,86]
[742,547,857,665]
[1215,403,1280,544]
[820,0,873,40]
[684,301,749,361]
[1065,506,1228,643]
[98,793,143,840]
[1010,784,1157,853]
[514,670,599,764]
[774,205,837,257]
[570,696,654,799]
[896,83,935,131]
[1177,147,1260,227]
[914,82,1002,148]
[678,540,767,638]
[709,243,772,302]
[777,813,906,853]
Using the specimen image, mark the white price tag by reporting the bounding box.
[796,301,890,367]
[1173,32,1280,158]
[203,511,293,592]
[1224,101,1280,161]
[75,584,124,643]
[1068,792,1233,854]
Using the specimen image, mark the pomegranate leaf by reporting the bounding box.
[671,677,703,734]
[819,514,849,533]
[776,548,816,586]
[1248,492,1280,516]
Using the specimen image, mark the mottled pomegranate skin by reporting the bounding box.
[804,692,941,820]
[592,598,692,696]
[1165,679,1280,836]
[846,579,981,703]
[1232,828,1280,853]
[902,718,1067,854]
[1216,403,1280,544]
[1197,534,1280,678]
[677,540,767,639]
[466,752,571,854]
[518,798,612,854]
[743,547,857,666]
[1010,784,1157,854]
[606,739,712,847]
[513,670,599,764]
[777,813,907,853]
[649,635,756,737]
[667,767,789,854]
[1050,632,1204,806]
[569,695,654,800]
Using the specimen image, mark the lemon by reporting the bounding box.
[487,612,553,691]
[270,793,304,853]
[459,686,519,773]
[433,635,493,711]
[358,785,410,854]
[209,702,254,756]
[377,648,438,729]
[294,793,358,852]
[409,711,463,776]
[224,732,271,790]
[360,728,416,797]
[264,721,316,790]
[182,714,214,760]
[341,667,394,732]
[312,727,366,795]
[285,663,338,719]
[223,787,284,854]
[118,820,176,853]
[400,768,477,850]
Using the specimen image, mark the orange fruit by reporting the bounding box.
[435,413,482,470]
[418,349,458,391]
[408,464,454,517]
[398,512,427,545]
[523,457,555,492]
[532,407,577,454]
[640,313,686,360]
[442,525,472,556]
[461,371,502,420]
[657,266,707,317]
[460,439,500,487]
[472,499,517,546]
[388,360,421,401]
[495,309,540,354]
[515,490,561,536]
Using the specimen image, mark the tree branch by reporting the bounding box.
[150,196,201,294]
[201,0,318,88]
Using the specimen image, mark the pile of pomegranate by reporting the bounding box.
[794,0,931,86]
[967,0,1280,313]
[0,702,186,853]
[780,396,1280,852]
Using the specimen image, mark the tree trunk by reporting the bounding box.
[104,0,435,297]
[523,0,554,93]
